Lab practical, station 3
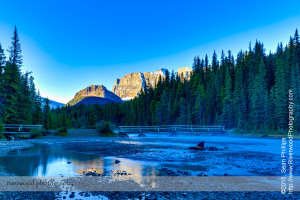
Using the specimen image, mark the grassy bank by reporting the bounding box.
[231,128,300,139]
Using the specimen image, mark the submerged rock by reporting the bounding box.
[188,141,205,150]
[115,160,121,164]
[138,133,146,137]
[188,141,224,151]
[67,161,72,164]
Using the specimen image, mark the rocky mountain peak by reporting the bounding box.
[112,67,192,99]
[67,84,122,106]
[177,67,193,80]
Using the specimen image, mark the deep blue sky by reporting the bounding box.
[0,0,299,103]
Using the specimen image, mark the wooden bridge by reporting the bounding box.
[118,125,225,133]
[3,124,43,134]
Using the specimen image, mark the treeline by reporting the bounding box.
[0,27,50,128]
[50,30,300,133]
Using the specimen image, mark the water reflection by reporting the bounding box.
[0,143,159,177]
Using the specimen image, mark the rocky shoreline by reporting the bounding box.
[0,139,35,157]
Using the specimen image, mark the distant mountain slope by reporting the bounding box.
[41,97,64,109]
[49,99,64,109]
[75,97,116,106]
[66,85,122,106]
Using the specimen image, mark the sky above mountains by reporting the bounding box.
[0,0,300,103]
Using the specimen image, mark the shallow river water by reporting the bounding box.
[0,134,299,177]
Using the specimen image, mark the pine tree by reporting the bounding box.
[221,67,233,128]
[294,29,300,64]
[268,87,276,129]
[249,58,267,129]
[0,119,4,139]
[8,26,22,66]
[178,97,187,124]
[0,44,5,76]
[2,27,25,124]
[61,110,67,128]
[194,83,205,125]
[43,98,51,130]
[291,63,300,134]
[88,111,96,128]
[155,101,162,125]
[212,50,219,73]
[2,62,21,123]
[0,44,6,118]
[274,59,288,130]
[15,72,33,124]
[32,91,43,125]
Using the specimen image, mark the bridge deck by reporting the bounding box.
[3,124,43,134]
[119,125,225,133]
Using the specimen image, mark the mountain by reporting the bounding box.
[112,72,146,100]
[49,99,64,109]
[112,67,192,99]
[144,68,169,88]
[112,68,168,100]
[177,66,193,80]
[66,85,122,106]
[41,97,64,109]
[65,67,192,105]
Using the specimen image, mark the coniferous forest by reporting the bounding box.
[1,28,300,135]
[0,27,49,129]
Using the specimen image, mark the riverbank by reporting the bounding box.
[0,139,34,157]
[231,128,300,139]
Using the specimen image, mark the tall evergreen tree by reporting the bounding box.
[15,72,33,124]
[32,91,43,125]
[2,62,21,123]
[0,44,5,76]
[221,67,233,128]
[8,26,22,66]
[0,44,6,118]
[43,98,51,130]
[274,59,288,130]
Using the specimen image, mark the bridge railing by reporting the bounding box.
[118,125,225,133]
[3,124,44,134]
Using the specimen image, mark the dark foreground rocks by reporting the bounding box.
[0,192,57,200]
[0,191,299,200]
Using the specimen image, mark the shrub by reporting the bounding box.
[96,120,116,134]
[29,128,43,139]
[55,127,69,137]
